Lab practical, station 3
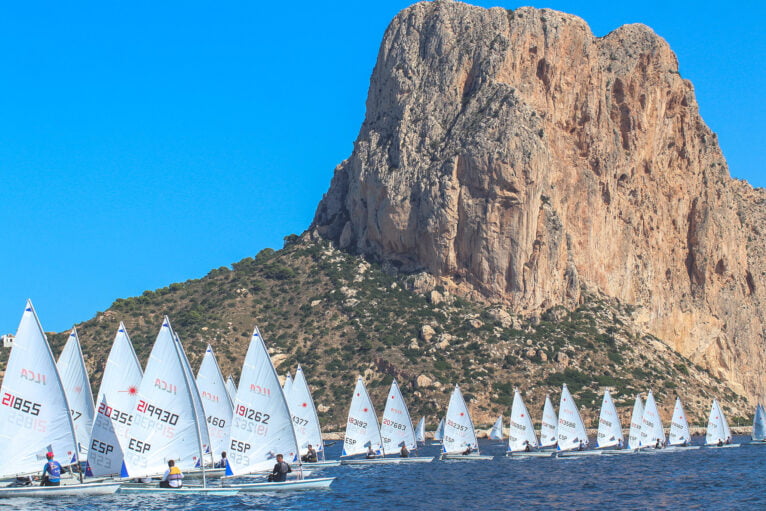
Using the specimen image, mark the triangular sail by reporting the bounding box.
[0,301,79,477]
[342,377,383,456]
[705,399,727,445]
[640,390,665,447]
[380,379,417,453]
[540,395,558,448]
[57,328,96,458]
[287,365,325,458]
[668,397,691,446]
[283,373,293,399]
[556,384,588,451]
[415,417,426,443]
[433,418,445,442]
[442,385,479,454]
[88,322,143,477]
[508,389,539,452]
[627,395,644,449]
[752,404,766,441]
[174,332,212,460]
[196,345,233,461]
[721,402,732,442]
[225,376,237,403]
[596,390,623,448]
[122,318,203,477]
[225,327,299,476]
[489,416,504,441]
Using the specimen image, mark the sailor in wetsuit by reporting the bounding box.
[269,454,291,482]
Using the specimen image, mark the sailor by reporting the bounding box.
[366,446,377,459]
[717,438,724,447]
[269,454,291,482]
[400,444,409,458]
[41,452,62,487]
[301,444,318,463]
[214,451,228,469]
[462,445,473,455]
[524,441,532,453]
[617,438,624,449]
[577,440,585,451]
[159,460,183,488]
[655,439,662,449]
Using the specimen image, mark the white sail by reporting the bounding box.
[640,390,665,447]
[122,318,203,477]
[508,389,539,452]
[287,365,324,457]
[433,418,445,442]
[415,417,426,443]
[489,415,504,441]
[283,373,293,400]
[557,384,588,451]
[442,385,479,454]
[57,328,96,458]
[196,345,233,461]
[380,379,417,453]
[225,376,237,403]
[540,395,558,448]
[668,397,691,446]
[174,332,212,461]
[753,404,766,441]
[342,376,383,456]
[0,301,79,477]
[627,395,644,449]
[705,399,727,445]
[225,327,299,476]
[721,402,732,441]
[87,323,143,477]
[596,390,623,448]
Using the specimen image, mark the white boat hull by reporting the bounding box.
[341,458,403,465]
[396,457,434,463]
[598,449,639,455]
[556,450,603,457]
[663,445,702,451]
[441,454,494,461]
[506,451,554,458]
[118,484,238,495]
[301,460,341,468]
[183,468,227,479]
[704,444,741,449]
[226,477,334,491]
[0,482,120,498]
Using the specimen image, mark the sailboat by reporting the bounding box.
[119,317,237,495]
[440,385,493,460]
[196,345,233,469]
[556,384,600,457]
[595,390,631,454]
[488,415,504,441]
[341,376,392,465]
[225,375,237,403]
[379,379,433,463]
[57,328,96,461]
[415,417,426,444]
[667,397,699,450]
[507,389,549,457]
[705,399,739,448]
[286,365,339,468]
[539,394,558,449]
[432,417,445,445]
[87,322,143,477]
[222,327,334,490]
[639,390,666,450]
[751,404,766,443]
[627,394,644,450]
[0,301,119,497]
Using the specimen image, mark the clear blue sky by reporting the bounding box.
[1,1,763,335]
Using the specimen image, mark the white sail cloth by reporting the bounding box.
[442,385,479,454]
[225,327,299,476]
[415,417,426,443]
[0,301,79,477]
[596,390,623,448]
[628,395,644,449]
[88,323,143,477]
[540,395,558,448]
[705,399,730,445]
[557,384,588,451]
[225,376,237,403]
[508,389,539,452]
[640,391,665,447]
[380,379,418,453]
[433,418,445,442]
[753,404,766,441]
[489,416,503,441]
[196,345,233,460]
[57,328,96,459]
[286,365,324,457]
[668,397,691,446]
[342,377,383,456]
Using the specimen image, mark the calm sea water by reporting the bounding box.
[6,436,764,511]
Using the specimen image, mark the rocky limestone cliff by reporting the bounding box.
[313,1,766,402]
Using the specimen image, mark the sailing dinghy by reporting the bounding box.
[0,301,119,497]
[286,365,339,468]
[57,328,96,461]
[441,385,493,460]
[379,379,433,463]
[666,397,699,450]
[489,415,504,441]
[556,384,601,457]
[431,418,445,445]
[627,395,644,450]
[341,376,396,465]
[507,389,550,457]
[222,327,334,490]
[595,390,632,455]
[639,391,666,450]
[196,344,233,468]
[705,399,739,448]
[539,394,558,450]
[415,417,426,444]
[750,404,766,444]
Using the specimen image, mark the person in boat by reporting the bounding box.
[524,441,532,452]
[40,452,62,487]
[717,438,724,447]
[214,451,228,469]
[617,438,624,449]
[726,437,732,445]
[655,439,663,449]
[366,446,377,459]
[462,445,473,455]
[159,459,183,488]
[577,440,585,451]
[400,444,409,458]
[269,454,291,482]
[11,475,33,487]
[301,444,318,463]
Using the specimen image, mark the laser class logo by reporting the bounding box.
[20,369,47,385]
[154,379,177,395]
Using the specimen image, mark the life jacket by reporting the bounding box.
[46,461,62,480]
[167,466,183,481]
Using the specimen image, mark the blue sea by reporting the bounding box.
[6,437,764,510]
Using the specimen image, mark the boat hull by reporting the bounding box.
[341,458,403,465]
[441,454,494,461]
[118,484,238,495]
[0,482,120,498]
[226,477,334,491]
[598,449,639,455]
[704,444,741,449]
[556,450,603,457]
[506,451,554,458]
[301,460,341,468]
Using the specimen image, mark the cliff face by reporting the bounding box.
[313,1,766,401]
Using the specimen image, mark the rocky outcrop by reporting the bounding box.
[313,1,766,402]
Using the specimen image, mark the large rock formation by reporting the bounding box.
[313,1,766,401]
